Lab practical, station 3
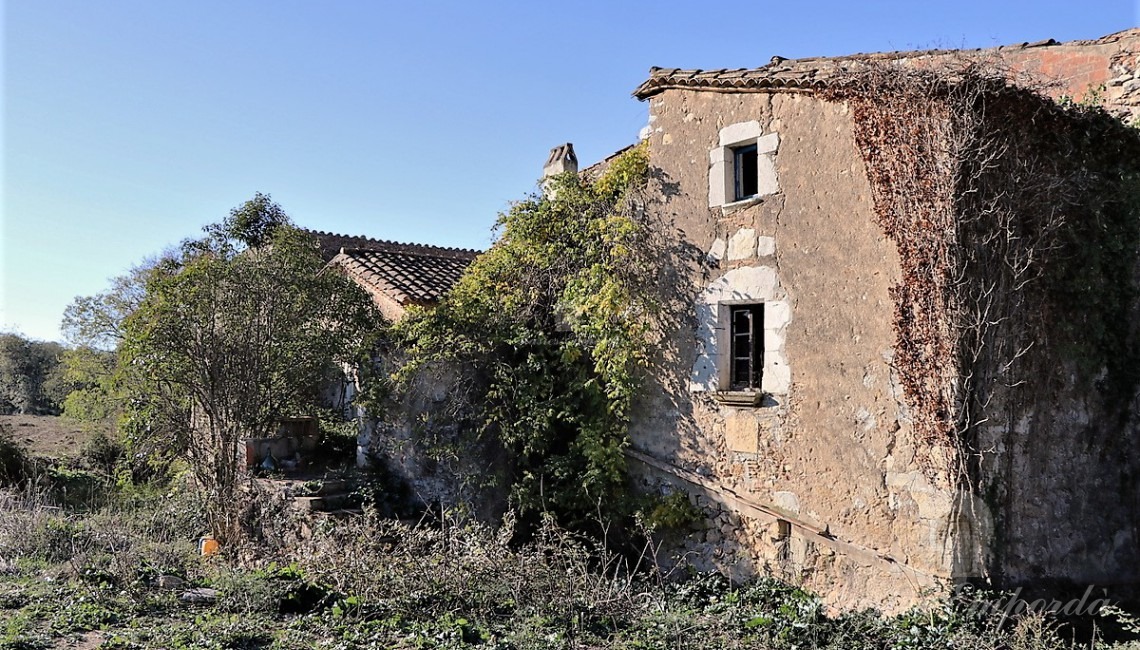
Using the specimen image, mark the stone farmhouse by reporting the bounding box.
[307,231,485,482]
[320,30,1140,613]
[616,29,1140,612]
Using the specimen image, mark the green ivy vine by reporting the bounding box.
[385,144,655,527]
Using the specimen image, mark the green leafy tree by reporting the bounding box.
[59,261,162,429]
[0,333,66,415]
[59,261,188,485]
[61,260,157,352]
[391,144,659,527]
[204,190,290,249]
[120,195,379,539]
[58,346,118,423]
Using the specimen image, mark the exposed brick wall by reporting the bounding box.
[996,29,1140,120]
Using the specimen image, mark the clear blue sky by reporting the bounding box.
[3,0,1137,343]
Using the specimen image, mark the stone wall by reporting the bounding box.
[955,95,1140,591]
[631,88,974,612]
[997,29,1140,122]
[355,361,508,521]
[630,56,1140,611]
[898,30,1140,122]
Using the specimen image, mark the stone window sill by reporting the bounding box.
[718,196,765,215]
[711,390,766,407]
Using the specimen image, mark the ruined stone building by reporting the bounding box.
[309,230,480,472]
[614,29,1140,612]
[320,30,1140,613]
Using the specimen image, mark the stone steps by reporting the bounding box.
[290,493,361,513]
[252,474,363,515]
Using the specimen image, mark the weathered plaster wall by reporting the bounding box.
[631,88,974,612]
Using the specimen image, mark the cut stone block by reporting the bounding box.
[725,413,761,453]
[727,228,758,260]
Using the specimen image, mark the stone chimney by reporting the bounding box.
[542,143,577,198]
[544,143,578,178]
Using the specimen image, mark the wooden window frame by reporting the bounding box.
[733,144,759,201]
[729,304,763,391]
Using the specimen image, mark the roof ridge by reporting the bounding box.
[338,245,480,259]
[633,28,1140,100]
[304,228,481,260]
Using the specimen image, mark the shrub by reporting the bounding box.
[78,431,125,477]
[0,425,38,488]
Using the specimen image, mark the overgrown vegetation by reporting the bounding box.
[377,144,664,528]
[118,195,378,541]
[54,194,380,542]
[1,445,1137,649]
[0,427,39,488]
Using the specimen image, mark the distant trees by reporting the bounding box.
[57,346,119,424]
[0,334,67,415]
[61,259,156,352]
[57,260,162,428]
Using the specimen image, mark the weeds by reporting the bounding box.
[0,445,1136,649]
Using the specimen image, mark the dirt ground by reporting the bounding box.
[0,414,107,459]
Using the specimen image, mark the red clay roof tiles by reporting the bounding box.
[309,230,479,306]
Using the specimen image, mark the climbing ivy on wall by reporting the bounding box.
[822,64,1140,482]
[388,144,657,526]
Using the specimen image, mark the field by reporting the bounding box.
[0,415,106,460]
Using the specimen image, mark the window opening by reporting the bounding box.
[776,519,792,541]
[733,144,759,200]
[730,304,763,390]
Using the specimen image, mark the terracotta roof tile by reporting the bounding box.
[330,247,477,306]
[309,229,480,306]
[305,229,480,263]
[633,60,857,98]
[632,28,1140,100]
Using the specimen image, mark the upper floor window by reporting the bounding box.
[733,144,759,201]
[708,121,780,208]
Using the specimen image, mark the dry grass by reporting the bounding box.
[0,450,1137,649]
